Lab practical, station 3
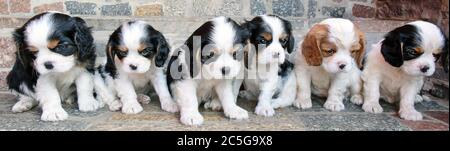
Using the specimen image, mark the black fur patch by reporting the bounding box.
[381,24,422,67]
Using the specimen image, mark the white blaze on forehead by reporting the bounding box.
[121,21,148,51]
[320,18,357,49]
[211,16,236,51]
[408,21,445,54]
[25,13,54,48]
[261,15,284,41]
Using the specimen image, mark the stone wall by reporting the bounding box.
[0,0,448,99]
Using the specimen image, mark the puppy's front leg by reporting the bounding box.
[399,83,423,121]
[36,75,68,121]
[215,80,248,119]
[294,69,313,109]
[324,76,347,111]
[115,75,143,114]
[150,69,179,113]
[76,71,103,112]
[173,80,203,126]
[362,77,383,113]
[349,71,363,105]
[255,79,277,117]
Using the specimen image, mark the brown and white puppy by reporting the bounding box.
[294,18,365,111]
[362,21,448,121]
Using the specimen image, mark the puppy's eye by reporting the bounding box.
[55,43,76,56]
[325,49,335,54]
[208,51,215,57]
[140,47,154,56]
[259,39,267,44]
[118,51,128,56]
[280,39,288,45]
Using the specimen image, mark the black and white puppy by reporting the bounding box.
[239,15,296,117]
[94,21,178,114]
[7,12,101,121]
[166,17,250,125]
[362,21,448,121]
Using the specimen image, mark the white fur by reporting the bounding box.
[362,21,445,121]
[294,18,363,111]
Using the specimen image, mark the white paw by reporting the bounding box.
[41,107,68,121]
[204,99,222,111]
[121,101,143,114]
[293,98,312,109]
[255,104,275,117]
[399,109,423,121]
[78,97,103,112]
[224,106,248,120]
[180,112,204,126]
[271,99,284,109]
[161,100,179,113]
[137,94,151,104]
[12,100,35,113]
[350,95,363,105]
[324,100,345,111]
[108,100,122,111]
[414,95,423,103]
[362,102,383,113]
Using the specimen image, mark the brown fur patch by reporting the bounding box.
[353,25,365,68]
[47,39,59,49]
[301,24,329,66]
[137,43,147,52]
[413,47,424,54]
[320,40,337,57]
[261,32,273,41]
[117,46,128,52]
[28,46,38,52]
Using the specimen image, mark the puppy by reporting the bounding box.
[239,15,296,117]
[166,17,250,125]
[94,21,178,114]
[294,18,365,111]
[6,12,101,121]
[362,21,448,121]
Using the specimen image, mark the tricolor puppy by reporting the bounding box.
[166,17,250,125]
[362,21,448,121]
[294,18,365,111]
[239,15,296,117]
[94,21,178,114]
[6,12,101,121]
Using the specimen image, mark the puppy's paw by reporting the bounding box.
[350,95,363,105]
[324,100,345,112]
[399,109,423,121]
[161,100,179,113]
[255,104,275,117]
[41,107,68,121]
[137,94,151,104]
[12,100,36,113]
[293,98,312,109]
[180,112,204,126]
[224,106,248,120]
[362,102,383,113]
[78,97,102,112]
[204,99,222,111]
[121,101,143,114]
[108,100,122,111]
[414,95,423,103]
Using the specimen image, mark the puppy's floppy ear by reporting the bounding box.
[381,28,404,67]
[353,26,366,68]
[302,24,328,66]
[284,20,295,54]
[154,31,170,68]
[104,42,117,78]
[73,17,96,71]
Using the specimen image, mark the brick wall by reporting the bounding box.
[0,0,448,99]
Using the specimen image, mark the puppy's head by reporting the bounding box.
[301,18,365,73]
[106,21,170,75]
[13,12,95,75]
[381,21,447,76]
[186,17,249,79]
[244,15,295,65]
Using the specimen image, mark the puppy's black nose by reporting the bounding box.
[339,64,346,69]
[221,67,231,75]
[44,62,54,70]
[421,66,430,73]
[129,64,137,70]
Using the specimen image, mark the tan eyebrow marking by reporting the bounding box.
[118,45,128,52]
[137,43,147,52]
[47,39,60,49]
[28,46,38,52]
[261,32,272,41]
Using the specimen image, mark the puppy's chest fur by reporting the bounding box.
[41,66,86,99]
[378,70,424,100]
[125,71,153,91]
